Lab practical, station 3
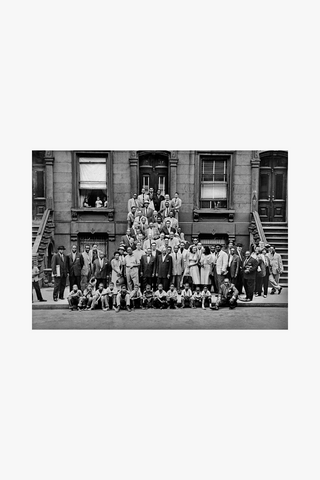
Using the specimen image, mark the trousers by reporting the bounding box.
[126,268,139,291]
[53,276,67,300]
[243,278,255,300]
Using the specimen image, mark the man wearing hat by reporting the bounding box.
[140,200,154,220]
[52,246,68,301]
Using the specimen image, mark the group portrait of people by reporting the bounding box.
[32,188,284,313]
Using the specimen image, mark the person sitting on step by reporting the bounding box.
[214,278,238,310]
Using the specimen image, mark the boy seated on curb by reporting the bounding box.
[176,289,183,308]
[103,282,117,311]
[67,284,82,311]
[78,283,94,310]
[192,287,203,309]
[130,284,143,310]
[115,284,131,312]
[166,283,178,309]
[201,286,211,310]
[90,282,107,310]
[181,283,194,308]
[153,284,167,309]
[141,284,154,309]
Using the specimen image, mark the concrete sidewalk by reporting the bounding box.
[32,286,288,310]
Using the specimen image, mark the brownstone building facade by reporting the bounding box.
[32,150,288,284]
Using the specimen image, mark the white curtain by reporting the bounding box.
[79,159,107,189]
[201,183,227,199]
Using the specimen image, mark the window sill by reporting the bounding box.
[193,208,235,222]
[71,207,115,221]
[194,208,235,214]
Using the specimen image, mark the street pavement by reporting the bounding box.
[32,306,288,329]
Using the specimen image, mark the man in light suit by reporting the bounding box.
[140,247,157,292]
[163,211,179,230]
[52,245,68,301]
[267,245,283,294]
[171,245,184,289]
[127,193,139,213]
[67,244,84,291]
[212,244,228,292]
[170,192,182,220]
[137,188,150,208]
[80,244,92,292]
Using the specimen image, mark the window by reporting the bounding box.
[158,175,166,196]
[200,156,228,208]
[142,175,150,192]
[79,157,108,207]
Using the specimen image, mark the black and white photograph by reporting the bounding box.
[32,150,288,329]
[2,1,319,480]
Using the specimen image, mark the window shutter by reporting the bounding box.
[79,158,107,189]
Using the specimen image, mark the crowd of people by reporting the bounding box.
[32,188,284,312]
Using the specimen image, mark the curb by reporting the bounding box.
[33,303,288,310]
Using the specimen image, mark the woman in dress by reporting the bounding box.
[111,252,123,288]
[200,246,212,288]
[188,245,201,290]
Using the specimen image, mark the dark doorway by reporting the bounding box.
[138,151,169,196]
[32,151,46,220]
[258,151,287,222]
[78,234,109,257]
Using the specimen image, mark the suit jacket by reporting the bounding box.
[242,257,258,279]
[153,194,164,211]
[213,250,228,275]
[228,254,240,278]
[140,254,156,277]
[267,252,283,275]
[92,258,111,279]
[170,197,182,212]
[52,253,68,277]
[121,235,134,249]
[67,252,84,276]
[171,251,184,276]
[81,251,92,276]
[156,253,173,278]
[160,203,172,218]
[137,193,150,208]
[161,226,176,236]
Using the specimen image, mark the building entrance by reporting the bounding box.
[32,152,46,220]
[258,151,287,222]
[138,151,169,196]
[78,234,108,256]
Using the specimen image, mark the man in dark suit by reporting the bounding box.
[121,229,134,250]
[156,247,173,291]
[153,189,164,212]
[92,252,111,288]
[242,251,258,301]
[228,246,240,285]
[52,245,68,301]
[140,247,157,292]
[161,220,176,236]
[236,242,245,294]
[67,245,84,291]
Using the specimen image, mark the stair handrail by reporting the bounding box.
[252,210,267,244]
[32,209,52,255]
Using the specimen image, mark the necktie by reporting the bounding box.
[176,253,177,260]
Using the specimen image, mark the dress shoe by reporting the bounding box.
[278,287,283,295]
[39,299,47,302]
[53,298,58,302]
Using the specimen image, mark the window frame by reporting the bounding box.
[72,151,114,209]
[197,152,234,210]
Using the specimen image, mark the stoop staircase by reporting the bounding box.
[32,209,55,272]
[262,222,288,287]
